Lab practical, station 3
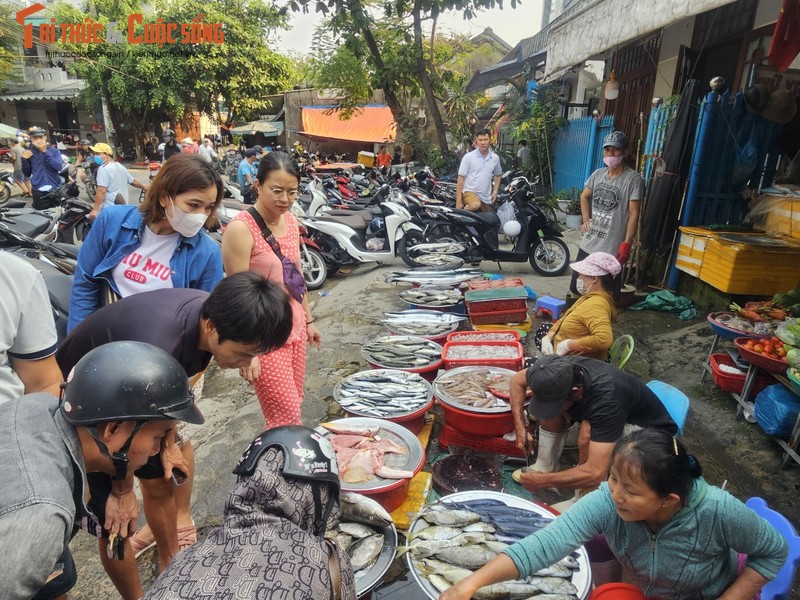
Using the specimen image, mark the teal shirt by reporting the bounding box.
[504,479,787,600]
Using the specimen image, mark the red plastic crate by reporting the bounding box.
[442,340,523,370]
[439,423,524,457]
[469,308,529,326]
[447,330,521,343]
[465,278,526,291]
[709,354,774,396]
[465,288,528,315]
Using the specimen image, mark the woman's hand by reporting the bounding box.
[104,486,139,538]
[439,579,477,600]
[307,323,322,349]
[556,339,575,355]
[159,428,190,481]
[239,356,261,383]
[540,336,554,355]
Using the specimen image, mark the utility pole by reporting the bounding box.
[100,93,116,158]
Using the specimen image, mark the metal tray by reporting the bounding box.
[433,366,519,414]
[333,369,434,419]
[361,336,443,370]
[354,517,398,597]
[315,417,425,493]
[406,490,591,600]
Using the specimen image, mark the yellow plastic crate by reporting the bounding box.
[390,416,434,529]
[698,236,800,295]
[357,151,375,167]
[763,198,800,240]
[472,314,532,333]
[676,227,713,277]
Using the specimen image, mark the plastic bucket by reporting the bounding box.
[589,583,646,600]
[438,400,513,437]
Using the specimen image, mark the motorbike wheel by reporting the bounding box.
[57,219,90,245]
[302,247,328,290]
[0,184,11,207]
[397,230,428,268]
[85,181,96,202]
[529,236,570,276]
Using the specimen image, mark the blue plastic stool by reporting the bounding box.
[646,380,690,438]
[534,296,566,320]
[745,497,800,600]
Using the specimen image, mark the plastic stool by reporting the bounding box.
[534,296,566,320]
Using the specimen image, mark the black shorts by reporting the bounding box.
[32,546,77,599]
[86,454,164,538]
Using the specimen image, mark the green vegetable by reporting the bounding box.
[773,293,788,307]
[786,288,800,304]
[787,348,800,370]
[790,304,800,317]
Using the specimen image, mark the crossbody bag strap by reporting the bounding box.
[323,539,342,600]
[247,207,285,259]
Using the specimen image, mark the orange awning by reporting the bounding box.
[301,106,396,144]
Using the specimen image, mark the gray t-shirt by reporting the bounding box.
[580,166,644,254]
[10,145,25,173]
[96,160,134,206]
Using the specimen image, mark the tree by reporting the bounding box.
[0,2,20,91]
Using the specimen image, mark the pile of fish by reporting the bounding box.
[435,368,514,409]
[450,332,519,342]
[400,287,464,308]
[327,492,394,578]
[385,267,481,288]
[406,499,580,600]
[445,345,520,360]
[336,370,432,416]
[409,242,466,255]
[362,336,442,369]
[414,254,465,269]
[322,422,415,483]
[382,310,466,337]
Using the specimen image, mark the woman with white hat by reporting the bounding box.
[538,252,620,361]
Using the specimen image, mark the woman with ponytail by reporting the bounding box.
[441,428,788,600]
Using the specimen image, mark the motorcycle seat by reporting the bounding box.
[314,213,369,230]
[5,200,26,209]
[322,209,374,222]
[452,208,501,227]
[1,213,52,239]
[222,199,249,211]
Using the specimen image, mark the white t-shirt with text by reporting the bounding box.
[111,226,179,297]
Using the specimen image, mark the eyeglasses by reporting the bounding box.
[268,188,299,200]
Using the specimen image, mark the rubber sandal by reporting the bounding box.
[130,532,157,558]
[177,521,197,552]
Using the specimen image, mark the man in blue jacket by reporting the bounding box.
[21,126,64,209]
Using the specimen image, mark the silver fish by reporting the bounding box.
[407,525,465,541]
[473,582,561,600]
[433,545,498,569]
[417,557,473,584]
[414,508,483,527]
[325,530,355,553]
[338,522,376,539]
[463,522,496,533]
[532,563,573,579]
[525,577,578,595]
[426,573,452,593]
[349,533,384,572]
[340,492,392,527]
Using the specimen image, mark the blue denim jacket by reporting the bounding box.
[68,205,223,332]
[0,393,89,598]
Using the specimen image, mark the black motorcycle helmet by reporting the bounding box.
[61,341,204,478]
[234,426,340,536]
[28,126,46,137]
[163,129,175,141]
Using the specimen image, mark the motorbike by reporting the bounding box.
[301,185,423,269]
[0,205,64,243]
[56,196,93,244]
[0,171,14,207]
[400,176,570,275]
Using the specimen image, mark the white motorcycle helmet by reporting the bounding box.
[503,220,522,237]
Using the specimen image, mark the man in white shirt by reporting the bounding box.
[197,138,218,164]
[89,143,149,220]
[456,128,502,212]
[0,252,62,405]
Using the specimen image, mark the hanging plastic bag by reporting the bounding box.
[754,384,800,439]
[496,200,517,228]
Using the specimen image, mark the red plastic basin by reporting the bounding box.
[590,583,645,600]
[437,399,514,437]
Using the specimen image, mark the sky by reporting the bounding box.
[273,0,545,56]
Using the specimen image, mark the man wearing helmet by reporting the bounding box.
[56,272,294,599]
[571,131,643,294]
[145,426,356,599]
[0,342,204,600]
[21,126,64,209]
[161,129,181,162]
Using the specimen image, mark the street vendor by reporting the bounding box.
[509,355,677,490]
[440,428,788,599]
[144,426,356,599]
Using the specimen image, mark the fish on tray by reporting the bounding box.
[336,371,431,416]
[340,491,393,527]
[435,369,513,409]
[326,494,392,578]
[400,287,463,307]
[409,499,580,599]
[363,336,442,369]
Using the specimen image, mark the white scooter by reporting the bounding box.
[301,185,422,268]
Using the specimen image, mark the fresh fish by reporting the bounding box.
[337,522,376,539]
[532,563,573,579]
[524,577,578,595]
[336,370,431,416]
[349,533,384,572]
[480,540,511,554]
[434,369,508,409]
[463,522,496,533]
[374,465,415,479]
[433,545,498,569]
[407,525,465,541]
[472,581,561,600]
[383,310,467,324]
[445,345,520,360]
[400,287,463,307]
[417,557,474,584]
[414,254,465,268]
[325,530,355,553]
[426,573,452,593]
[340,491,393,527]
[556,555,580,570]
[321,422,381,436]
[523,595,579,600]
[413,508,483,527]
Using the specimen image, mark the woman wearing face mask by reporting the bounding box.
[69,153,224,331]
[537,252,619,361]
[570,130,643,296]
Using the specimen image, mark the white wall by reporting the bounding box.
[653,16,695,99]
[754,0,781,29]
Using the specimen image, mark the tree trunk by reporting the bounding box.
[412,2,448,155]
[355,20,406,126]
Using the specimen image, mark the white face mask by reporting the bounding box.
[576,277,593,295]
[166,197,207,237]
